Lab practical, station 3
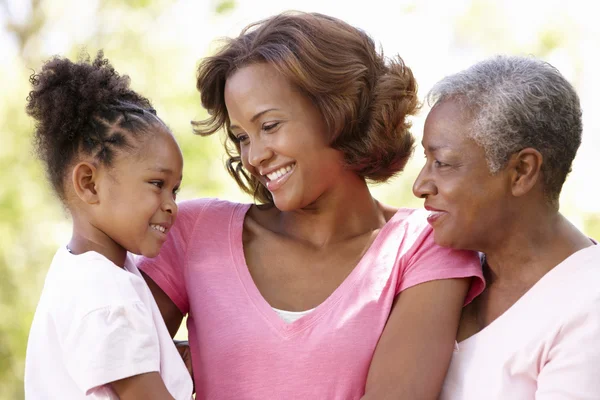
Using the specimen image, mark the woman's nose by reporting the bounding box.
[247,137,273,168]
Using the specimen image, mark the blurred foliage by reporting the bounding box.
[0,0,598,398]
[215,0,236,15]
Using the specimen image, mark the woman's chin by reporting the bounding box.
[272,195,301,212]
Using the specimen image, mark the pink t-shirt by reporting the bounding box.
[139,198,484,399]
[441,244,600,400]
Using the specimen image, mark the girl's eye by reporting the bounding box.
[150,180,164,188]
[262,122,279,132]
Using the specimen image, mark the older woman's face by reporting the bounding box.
[413,100,511,250]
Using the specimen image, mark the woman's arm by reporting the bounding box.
[362,278,469,400]
[141,270,184,338]
[111,372,175,400]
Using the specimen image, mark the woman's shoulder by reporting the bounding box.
[381,204,431,234]
[177,197,249,219]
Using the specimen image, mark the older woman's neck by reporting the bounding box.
[483,209,592,287]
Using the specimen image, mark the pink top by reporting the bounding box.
[139,198,484,399]
[441,244,600,400]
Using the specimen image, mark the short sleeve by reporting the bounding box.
[63,302,160,394]
[396,225,485,305]
[137,198,210,314]
[535,302,600,399]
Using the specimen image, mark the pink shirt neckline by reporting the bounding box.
[457,244,598,348]
[229,203,406,338]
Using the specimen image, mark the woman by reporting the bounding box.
[140,12,484,399]
[413,55,600,399]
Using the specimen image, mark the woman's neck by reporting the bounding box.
[266,176,390,248]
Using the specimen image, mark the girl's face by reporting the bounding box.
[94,126,183,259]
[224,62,348,211]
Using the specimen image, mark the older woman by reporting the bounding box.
[413,55,600,399]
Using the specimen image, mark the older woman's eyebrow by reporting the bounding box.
[422,143,451,152]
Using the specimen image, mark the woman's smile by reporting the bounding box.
[264,163,296,191]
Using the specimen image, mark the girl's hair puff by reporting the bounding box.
[27,51,163,201]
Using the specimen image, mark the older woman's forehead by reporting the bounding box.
[424,103,473,139]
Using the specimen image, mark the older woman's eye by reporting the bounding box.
[434,160,450,168]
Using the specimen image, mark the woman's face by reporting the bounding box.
[412,100,512,250]
[224,62,347,211]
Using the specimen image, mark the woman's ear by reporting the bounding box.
[508,148,543,197]
[71,162,100,204]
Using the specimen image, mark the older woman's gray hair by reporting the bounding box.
[427,55,582,204]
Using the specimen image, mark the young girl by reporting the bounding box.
[24,52,193,400]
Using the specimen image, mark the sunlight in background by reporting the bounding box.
[0,0,598,396]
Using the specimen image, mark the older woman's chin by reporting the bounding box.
[432,231,456,248]
[430,225,467,250]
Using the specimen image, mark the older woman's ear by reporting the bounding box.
[509,148,544,198]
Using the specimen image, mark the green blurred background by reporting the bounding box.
[1,0,598,397]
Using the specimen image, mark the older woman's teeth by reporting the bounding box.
[267,165,293,180]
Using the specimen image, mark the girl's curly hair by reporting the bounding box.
[27,51,163,201]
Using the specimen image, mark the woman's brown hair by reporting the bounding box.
[194,11,419,204]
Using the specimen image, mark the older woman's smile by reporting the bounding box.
[425,206,447,225]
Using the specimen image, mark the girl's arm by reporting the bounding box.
[142,270,184,338]
[111,372,175,400]
[362,278,469,400]
[142,272,194,380]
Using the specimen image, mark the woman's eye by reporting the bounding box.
[434,160,449,168]
[233,134,249,144]
[262,122,279,132]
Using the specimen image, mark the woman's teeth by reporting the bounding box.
[266,164,294,180]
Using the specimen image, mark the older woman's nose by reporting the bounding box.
[413,168,436,198]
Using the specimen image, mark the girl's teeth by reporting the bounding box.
[151,224,166,233]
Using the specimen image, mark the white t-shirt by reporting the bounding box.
[441,244,600,400]
[24,247,193,399]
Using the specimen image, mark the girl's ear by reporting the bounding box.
[71,162,100,204]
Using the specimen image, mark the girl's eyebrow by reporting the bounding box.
[147,166,173,174]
